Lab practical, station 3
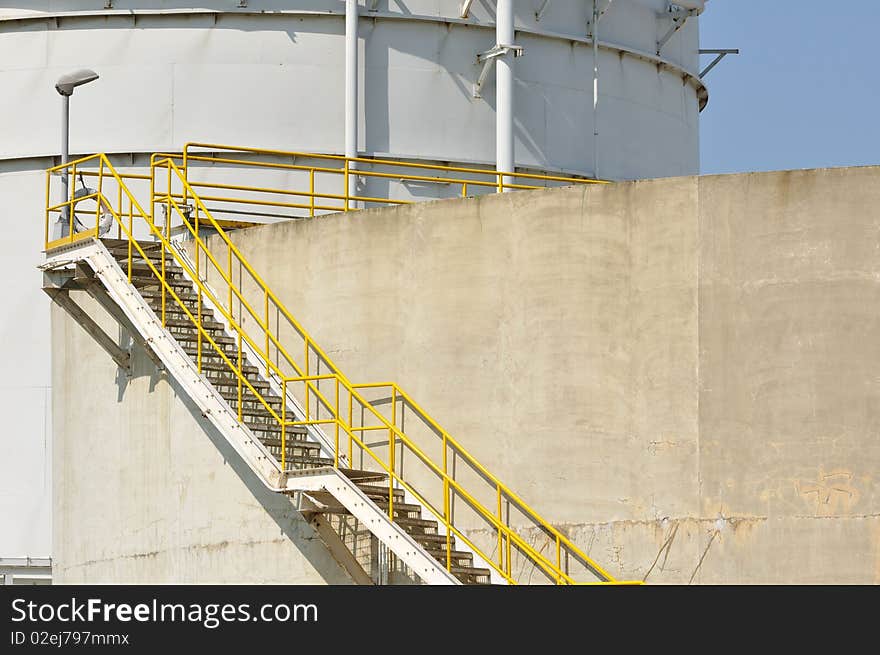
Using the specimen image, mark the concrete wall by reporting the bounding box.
[52,292,357,583]
[195,166,880,583]
[54,166,880,583]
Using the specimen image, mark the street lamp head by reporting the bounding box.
[55,69,99,97]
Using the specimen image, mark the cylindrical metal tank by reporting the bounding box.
[0,0,706,182]
[0,1,709,568]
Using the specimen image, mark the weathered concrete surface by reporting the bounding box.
[52,292,357,584]
[196,166,880,583]
[54,166,880,583]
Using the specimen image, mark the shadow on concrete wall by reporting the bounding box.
[121,338,357,585]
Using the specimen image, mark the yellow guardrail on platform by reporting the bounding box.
[174,142,606,224]
[44,149,632,585]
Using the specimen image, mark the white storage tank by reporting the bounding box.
[0,0,710,572]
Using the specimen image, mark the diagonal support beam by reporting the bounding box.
[298,494,373,585]
[699,48,740,78]
[44,287,131,372]
[473,43,524,98]
[77,263,166,373]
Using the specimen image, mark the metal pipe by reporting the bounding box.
[60,94,70,235]
[496,0,514,188]
[345,0,358,206]
[592,0,599,180]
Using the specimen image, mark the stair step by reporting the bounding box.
[174,332,235,352]
[282,455,335,470]
[341,468,388,484]
[163,317,226,331]
[181,348,243,366]
[125,267,186,281]
[255,430,310,443]
[449,567,492,584]
[374,500,422,516]
[355,484,405,502]
[211,377,271,393]
[110,252,169,266]
[394,516,438,532]
[140,289,199,304]
[409,532,454,546]
[131,277,193,290]
[195,360,259,376]
[220,393,283,410]
[105,238,163,253]
[243,420,307,435]
[262,442,322,457]
[424,547,475,565]
[153,305,217,321]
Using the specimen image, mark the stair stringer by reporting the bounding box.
[285,468,460,585]
[42,238,467,585]
[42,238,285,489]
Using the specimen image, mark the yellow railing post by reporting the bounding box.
[44,171,50,249]
[282,379,287,471]
[116,182,122,240]
[304,338,310,422]
[237,331,243,422]
[264,289,270,376]
[96,160,105,235]
[309,168,315,217]
[161,162,171,327]
[556,535,562,585]
[227,242,233,319]
[160,242,166,327]
[348,390,353,465]
[195,208,202,373]
[69,161,76,241]
[334,376,340,468]
[127,200,133,283]
[388,428,395,521]
[497,484,504,571]
[444,477,451,572]
[343,159,350,212]
[461,182,468,198]
[149,155,156,224]
[165,161,172,241]
[182,144,189,210]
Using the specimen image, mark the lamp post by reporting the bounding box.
[54,69,99,236]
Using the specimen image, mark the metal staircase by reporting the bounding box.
[41,150,629,586]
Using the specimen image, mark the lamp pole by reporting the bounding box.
[60,92,70,228]
[54,69,99,236]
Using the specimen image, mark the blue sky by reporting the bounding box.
[699,0,879,175]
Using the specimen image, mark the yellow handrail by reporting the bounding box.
[173,142,607,224]
[43,151,630,585]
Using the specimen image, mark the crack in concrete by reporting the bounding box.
[688,529,719,585]
[642,521,679,582]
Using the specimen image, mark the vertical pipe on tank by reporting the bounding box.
[496,0,514,189]
[592,0,600,180]
[345,0,358,207]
